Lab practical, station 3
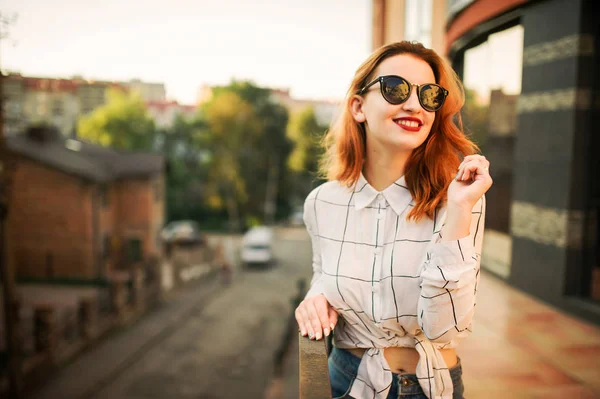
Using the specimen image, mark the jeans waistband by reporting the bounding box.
[330,346,463,384]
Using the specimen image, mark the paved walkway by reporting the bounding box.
[278,271,600,398]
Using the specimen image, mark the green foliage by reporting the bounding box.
[200,81,292,229]
[286,105,328,203]
[287,105,327,173]
[77,88,156,151]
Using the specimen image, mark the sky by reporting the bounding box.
[0,0,372,104]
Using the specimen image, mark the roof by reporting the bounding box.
[6,131,165,183]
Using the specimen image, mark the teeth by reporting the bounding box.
[396,120,419,128]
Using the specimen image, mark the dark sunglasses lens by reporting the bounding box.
[420,84,446,111]
[381,76,410,104]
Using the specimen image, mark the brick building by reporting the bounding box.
[5,126,166,282]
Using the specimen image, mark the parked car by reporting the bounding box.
[241,226,274,267]
[160,220,205,246]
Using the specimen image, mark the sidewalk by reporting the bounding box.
[279,271,600,398]
[461,271,600,398]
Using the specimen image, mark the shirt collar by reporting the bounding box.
[353,173,414,216]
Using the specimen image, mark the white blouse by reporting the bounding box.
[303,173,485,399]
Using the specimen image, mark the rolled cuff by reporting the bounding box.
[431,234,475,271]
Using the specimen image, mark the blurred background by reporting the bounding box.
[0,0,599,398]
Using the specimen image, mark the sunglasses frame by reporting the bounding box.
[357,75,449,112]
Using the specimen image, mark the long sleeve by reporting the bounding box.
[303,187,324,299]
[417,195,486,344]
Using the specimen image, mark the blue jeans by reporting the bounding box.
[328,347,465,399]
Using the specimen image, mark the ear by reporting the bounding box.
[349,95,366,123]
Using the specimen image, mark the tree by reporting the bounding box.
[201,90,261,231]
[201,81,292,229]
[287,105,327,174]
[155,114,212,223]
[77,88,156,151]
[287,105,328,202]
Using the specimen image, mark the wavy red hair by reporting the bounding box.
[320,41,479,221]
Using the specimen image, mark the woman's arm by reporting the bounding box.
[295,186,338,341]
[417,195,485,344]
[303,188,324,299]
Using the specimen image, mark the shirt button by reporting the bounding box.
[371,285,379,293]
[376,212,385,220]
[374,246,382,255]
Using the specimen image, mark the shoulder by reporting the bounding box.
[304,180,353,204]
[303,181,353,229]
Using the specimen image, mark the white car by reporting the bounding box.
[241,226,274,266]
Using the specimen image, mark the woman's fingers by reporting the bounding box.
[295,305,310,337]
[308,302,323,341]
[295,296,336,340]
[457,156,490,181]
[328,306,338,331]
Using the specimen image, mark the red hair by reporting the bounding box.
[320,41,479,221]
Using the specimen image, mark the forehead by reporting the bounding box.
[374,54,436,85]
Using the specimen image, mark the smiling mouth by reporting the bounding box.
[393,118,423,130]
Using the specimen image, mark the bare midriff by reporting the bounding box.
[345,347,458,374]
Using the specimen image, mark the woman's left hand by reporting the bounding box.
[447,155,493,210]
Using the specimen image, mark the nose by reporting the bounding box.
[401,85,421,113]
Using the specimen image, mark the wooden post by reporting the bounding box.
[298,333,331,399]
[132,267,144,312]
[78,297,97,340]
[34,305,56,354]
[110,279,127,320]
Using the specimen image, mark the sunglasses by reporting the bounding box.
[357,75,449,112]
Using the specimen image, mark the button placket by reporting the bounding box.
[372,195,387,325]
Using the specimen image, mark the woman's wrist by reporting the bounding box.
[440,203,472,241]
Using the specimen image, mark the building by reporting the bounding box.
[145,100,197,129]
[372,0,448,55]
[372,0,600,325]
[2,73,166,138]
[6,126,165,282]
[270,88,340,127]
[126,79,166,103]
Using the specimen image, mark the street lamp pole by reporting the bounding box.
[0,12,23,398]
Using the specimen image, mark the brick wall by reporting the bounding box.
[8,157,166,279]
[113,174,165,267]
[9,157,95,279]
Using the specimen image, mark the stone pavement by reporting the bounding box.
[29,275,223,399]
[275,270,600,398]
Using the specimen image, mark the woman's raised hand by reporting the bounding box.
[295,294,338,340]
[448,154,493,210]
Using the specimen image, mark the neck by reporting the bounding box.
[363,141,412,192]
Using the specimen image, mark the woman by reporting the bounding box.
[294,41,492,399]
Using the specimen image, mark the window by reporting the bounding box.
[126,239,143,264]
[100,185,110,208]
[459,24,524,234]
[405,0,432,48]
[103,234,111,260]
[52,100,62,117]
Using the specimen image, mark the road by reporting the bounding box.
[30,226,312,399]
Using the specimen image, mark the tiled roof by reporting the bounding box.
[6,131,164,182]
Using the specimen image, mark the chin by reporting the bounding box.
[386,135,428,152]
